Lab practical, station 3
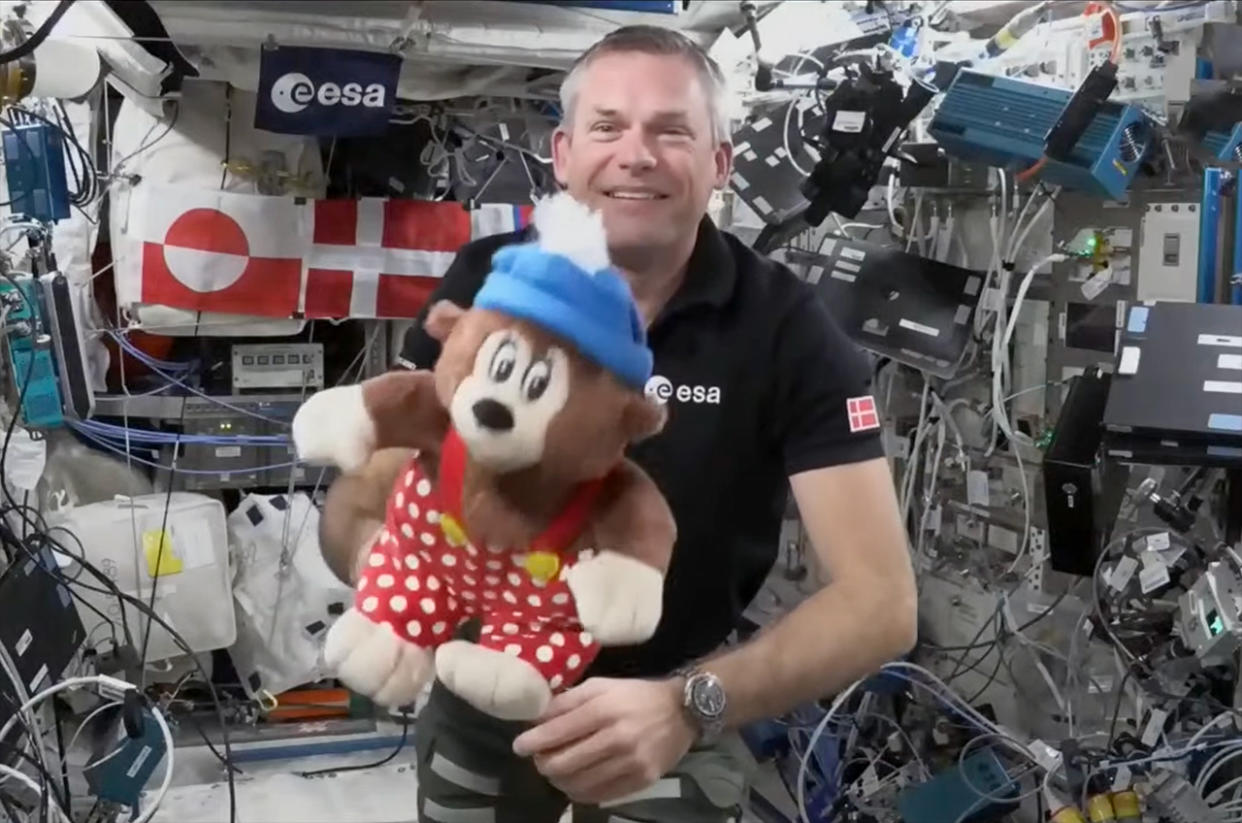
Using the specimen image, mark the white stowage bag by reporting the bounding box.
[227,492,355,700]
[48,492,235,662]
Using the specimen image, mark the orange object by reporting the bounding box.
[265,688,352,722]
[1084,2,1122,63]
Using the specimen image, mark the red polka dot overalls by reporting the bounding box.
[354,428,605,693]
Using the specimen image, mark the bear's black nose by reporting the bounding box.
[473,399,514,431]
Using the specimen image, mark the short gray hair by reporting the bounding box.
[558,25,731,145]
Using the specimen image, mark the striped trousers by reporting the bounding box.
[414,680,752,823]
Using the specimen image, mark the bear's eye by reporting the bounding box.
[522,359,551,401]
[489,339,517,383]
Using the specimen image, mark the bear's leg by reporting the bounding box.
[324,527,460,707]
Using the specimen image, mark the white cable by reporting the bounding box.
[0,764,70,823]
[0,676,174,823]
[60,700,124,770]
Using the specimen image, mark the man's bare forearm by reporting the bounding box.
[704,580,917,729]
[319,447,416,584]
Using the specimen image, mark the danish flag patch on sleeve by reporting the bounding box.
[846,395,880,433]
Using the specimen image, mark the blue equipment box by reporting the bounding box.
[0,275,63,427]
[1,122,71,223]
[1202,123,1242,162]
[83,706,167,808]
[897,748,1019,823]
[929,70,1151,200]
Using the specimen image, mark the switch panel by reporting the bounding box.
[1137,203,1199,302]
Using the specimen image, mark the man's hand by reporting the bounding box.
[511,677,696,805]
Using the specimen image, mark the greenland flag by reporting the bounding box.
[135,186,304,317]
[304,199,533,318]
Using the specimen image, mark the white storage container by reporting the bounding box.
[49,493,235,662]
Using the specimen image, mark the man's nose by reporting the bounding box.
[616,129,657,170]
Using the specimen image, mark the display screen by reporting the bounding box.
[1065,302,1117,353]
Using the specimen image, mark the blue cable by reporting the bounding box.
[105,332,292,427]
[71,425,303,476]
[73,417,289,446]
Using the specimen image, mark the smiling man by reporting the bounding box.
[322,24,916,823]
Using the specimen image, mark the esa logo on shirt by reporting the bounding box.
[645,375,722,405]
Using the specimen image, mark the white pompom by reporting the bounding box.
[532,191,611,274]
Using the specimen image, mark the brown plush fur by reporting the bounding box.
[339,300,674,577]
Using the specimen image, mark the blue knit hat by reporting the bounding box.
[472,193,652,390]
[474,243,653,390]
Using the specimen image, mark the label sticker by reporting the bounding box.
[1220,354,1242,371]
[127,746,154,779]
[899,318,941,338]
[1198,334,1242,348]
[215,446,242,458]
[1139,562,1170,594]
[142,530,184,578]
[15,629,31,657]
[751,117,773,133]
[833,110,867,133]
[28,664,47,693]
[967,470,990,507]
[1119,346,1142,375]
[1110,556,1139,591]
[835,260,861,272]
[1081,268,1113,300]
[1146,532,1171,551]
[1204,380,1242,394]
[1141,708,1168,746]
[841,247,866,262]
[1208,413,1242,431]
[1112,764,1133,792]
[830,270,857,283]
[806,266,824,285]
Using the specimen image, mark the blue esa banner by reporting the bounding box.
[256,45,401,137]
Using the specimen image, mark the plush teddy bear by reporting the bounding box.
[291,192,675,721]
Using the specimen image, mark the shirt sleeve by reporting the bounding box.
[393,236,507,370]
[770,288,886,476]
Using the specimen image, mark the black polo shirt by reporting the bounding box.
[397,217,884,678]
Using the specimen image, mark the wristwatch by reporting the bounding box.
[674,666,727,745]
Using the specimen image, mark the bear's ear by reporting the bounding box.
[624,395,667,443]
[424,301,467,342]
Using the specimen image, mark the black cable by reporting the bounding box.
[922,589,1070,653]
[297,715,413,778]
[0,270,237,823]
[51,700,70,814]
[0,0,73,65]
[961,648,1007,706]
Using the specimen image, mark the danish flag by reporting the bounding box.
[304,199,532,318]
[131,185,532,320]
[136,188,304,317]
[847,395,880,433]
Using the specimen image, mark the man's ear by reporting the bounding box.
[424,301,467,342]
[624,395,667,443]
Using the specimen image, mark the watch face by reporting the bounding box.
[691,676,726,718]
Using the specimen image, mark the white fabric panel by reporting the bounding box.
[109,78,325,335]
[227,492,355,699]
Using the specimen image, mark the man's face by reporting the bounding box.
[552,52,732,263]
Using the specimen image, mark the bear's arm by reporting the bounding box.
[586,459,676,574]
[362,370,452,453]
